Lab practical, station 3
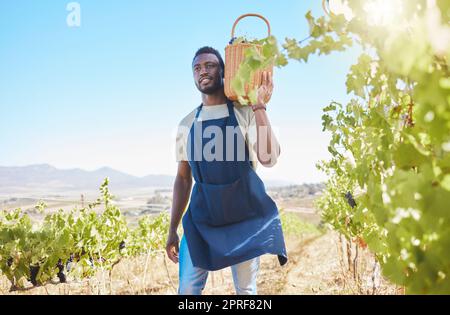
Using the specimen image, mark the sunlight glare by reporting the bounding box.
[364,0,403,26]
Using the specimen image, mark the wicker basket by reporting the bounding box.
[224,14,273,103]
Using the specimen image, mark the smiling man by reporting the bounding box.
[166,46,287,295]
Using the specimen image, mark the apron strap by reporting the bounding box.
[189,104,205,184]
[226,101,253,178]
[195,104,203,119]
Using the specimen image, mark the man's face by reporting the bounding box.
[192,53,224,95]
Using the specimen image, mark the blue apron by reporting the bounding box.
[182,100,288,271]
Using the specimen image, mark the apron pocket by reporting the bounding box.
[193,176,257,227]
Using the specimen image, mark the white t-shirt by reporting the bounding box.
[175,102,260,169]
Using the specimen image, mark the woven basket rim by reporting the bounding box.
[226,42,263,48]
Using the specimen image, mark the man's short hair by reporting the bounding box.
[193,46,225,78]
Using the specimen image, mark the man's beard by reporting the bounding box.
[197,77,223,95]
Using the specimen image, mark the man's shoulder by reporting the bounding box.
[178,107,198,129]
[232,101,254,124]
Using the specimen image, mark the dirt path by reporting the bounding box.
[258,232,341,294]
[1,231,398,295]
[200,231,396,295]
[194,232,342,295]
[276,233,342,294]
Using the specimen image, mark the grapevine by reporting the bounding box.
[0,178,170,290]
[232,0,450,294]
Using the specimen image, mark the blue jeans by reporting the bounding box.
[178,235,260,295]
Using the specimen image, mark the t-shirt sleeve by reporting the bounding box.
[175,109,196,162]
[175,123,188,162]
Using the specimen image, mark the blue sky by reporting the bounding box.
[0,0,358,184]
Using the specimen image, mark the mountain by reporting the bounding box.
[0,164,297,194]
[0,164,175,193]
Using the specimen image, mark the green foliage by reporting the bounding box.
[279,210,321,237]
[312,1,449,294]
[125,213,169,257]
[230,36,284,105]
[0,178,170,289]
[230,10,353,105]
[231,0,450,294]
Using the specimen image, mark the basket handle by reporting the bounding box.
[231,13,271,39]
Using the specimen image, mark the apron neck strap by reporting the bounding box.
[226,100,236,120]
[194,104,203,119]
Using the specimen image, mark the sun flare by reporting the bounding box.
[364,0,403,26]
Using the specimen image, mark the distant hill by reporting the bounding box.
[0,164,299,194]
[0,164,175,193]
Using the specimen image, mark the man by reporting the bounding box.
[166,46,287,295]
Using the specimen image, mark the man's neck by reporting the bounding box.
[202,89,228,106]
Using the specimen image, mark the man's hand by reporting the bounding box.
[166,231,180,263]
[256,71,273,106]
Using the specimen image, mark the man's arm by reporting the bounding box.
[254,110,281,167]
[166,161,193,263]
[253,71,281,168]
